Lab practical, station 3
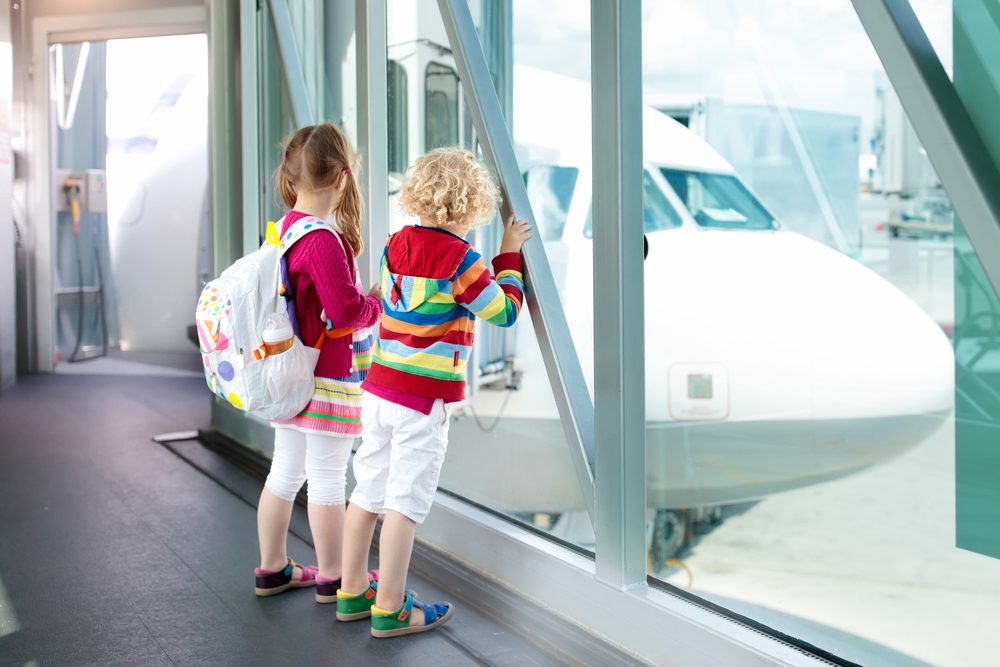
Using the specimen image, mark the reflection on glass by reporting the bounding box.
[425,62,459,150]
[387,60,408,174]
[105,35,208,354]
[955,222,1000,559]
[524,165,578,241]
[952,0,1000,566]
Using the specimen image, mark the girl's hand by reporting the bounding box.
[499,213,532,254]
[368,282,382,299]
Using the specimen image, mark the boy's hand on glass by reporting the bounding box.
[368,282,382,299]
[499,213,533,254]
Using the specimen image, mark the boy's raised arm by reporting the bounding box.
[452,247,524,328]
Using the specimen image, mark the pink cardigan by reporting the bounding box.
[281,211,381,378]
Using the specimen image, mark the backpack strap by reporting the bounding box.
[278,215,337,256]
[277,215,355,349]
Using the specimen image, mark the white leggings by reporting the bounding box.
[264,428,354,505]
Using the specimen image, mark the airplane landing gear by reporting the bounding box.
[648,506,725,569]
[649,509,689,568]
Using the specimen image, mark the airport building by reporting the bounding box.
[0,1,998,665]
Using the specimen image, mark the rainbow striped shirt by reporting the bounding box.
[363,225,525,402]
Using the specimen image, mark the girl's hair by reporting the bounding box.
[399,148,500,229]
[276,123,364,257]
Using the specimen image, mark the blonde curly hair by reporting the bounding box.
[399,148,501,229]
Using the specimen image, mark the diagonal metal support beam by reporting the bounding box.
[268,0,314,128]
[852,0,1000,299]
[438,0,596,523]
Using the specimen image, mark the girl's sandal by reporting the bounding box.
[334,570,380,619]
[370,591,455,638]
[254,558,318,597]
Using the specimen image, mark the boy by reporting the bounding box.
[338,148,531,637]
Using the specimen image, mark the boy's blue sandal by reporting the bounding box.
[370,591,454,638]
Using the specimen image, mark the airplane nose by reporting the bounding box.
[647,229,953,423]
[642,229,954,506]
[794,236,954,420]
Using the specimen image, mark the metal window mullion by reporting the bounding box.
[591,0,647,588]
[355,0,388,286]
[851,0,1000,299]
[437,0,596,523]
[209,0,242,274]
[240,0,261,255]
[268,0,314,128]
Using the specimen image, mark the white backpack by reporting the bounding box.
[195,215,334,421]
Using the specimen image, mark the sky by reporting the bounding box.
[512,0,953,144]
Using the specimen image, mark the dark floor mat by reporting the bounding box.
[0,375,572,667]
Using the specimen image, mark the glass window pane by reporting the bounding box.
[384,0,595,553]
[626,1,1000,664]
[951,0,1000,563]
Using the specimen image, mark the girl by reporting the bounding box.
[338,148,531,636]
[254,124,382,602]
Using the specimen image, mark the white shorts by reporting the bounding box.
[349,393,451,523]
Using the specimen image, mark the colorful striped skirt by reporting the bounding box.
[273,333,373,436]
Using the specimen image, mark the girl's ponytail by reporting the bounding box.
[277,157,298,209]
[336,168,364,258]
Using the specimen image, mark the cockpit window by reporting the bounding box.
[583,169,682,238]
[659,168,776,230]
[524,165,578,241]
[642,169,683,232]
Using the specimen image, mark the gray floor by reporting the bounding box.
[0,375,572,666]
[54,349,203,377]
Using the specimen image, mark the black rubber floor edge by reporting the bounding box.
[405,527,646,666]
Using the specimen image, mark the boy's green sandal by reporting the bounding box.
[336,579,378,621]
[370,591,455,638]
